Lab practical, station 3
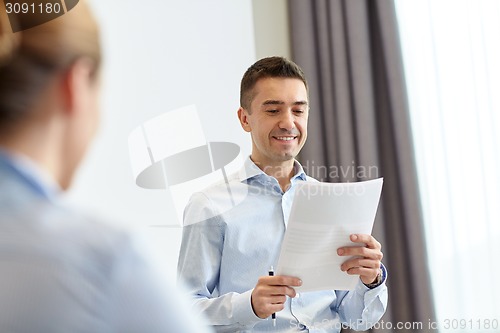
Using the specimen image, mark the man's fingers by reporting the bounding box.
[337,246,383,260]
[251,293,286,318]
[255,275,301,298]
[258,275,302,287]
[251,275,301,319]
[333,235,384,286]
[341,258,380,271]
[337,234,383,259]
[266,302,286,313]
[349,234,381,249]
[345,266,378,277]
[270,275,303,287]
[261,285,297,298]
[267,295,287,304]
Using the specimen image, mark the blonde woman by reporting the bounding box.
[0,1,210,332]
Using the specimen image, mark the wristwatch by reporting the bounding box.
[364,269,383,289]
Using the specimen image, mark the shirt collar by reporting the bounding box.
[238,156,307,183]
[0,148,61,200]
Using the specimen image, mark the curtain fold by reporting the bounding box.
[288,0,435,331]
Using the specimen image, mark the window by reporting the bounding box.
[396,0,500,331]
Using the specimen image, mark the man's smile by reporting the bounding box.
[273,136,298,141]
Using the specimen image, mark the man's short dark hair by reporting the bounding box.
[240,56,308,110]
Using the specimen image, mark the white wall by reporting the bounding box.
[252,0,291,59]
[68,0,255,278]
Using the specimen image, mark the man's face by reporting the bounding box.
[238,77,308,166]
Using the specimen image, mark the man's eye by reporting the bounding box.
[266,110,279,114]
[293,110,304,114]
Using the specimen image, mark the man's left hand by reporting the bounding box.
[337,234,383,285]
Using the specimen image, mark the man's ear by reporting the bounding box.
[237,107,252,133]
[60,57,95,116]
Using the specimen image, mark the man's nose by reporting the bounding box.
[278,111,295,131]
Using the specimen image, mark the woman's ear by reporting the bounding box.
[60,57,96,117]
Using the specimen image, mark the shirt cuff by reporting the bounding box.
[350,264,388,330]
[231,289,265,327]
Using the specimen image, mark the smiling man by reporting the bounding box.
[238,75,307,191]
[177,57,388,332]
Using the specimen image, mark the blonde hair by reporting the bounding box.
[0,0,101,130]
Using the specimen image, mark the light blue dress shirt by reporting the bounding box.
[178,157,388,332]
[0,149,212,333]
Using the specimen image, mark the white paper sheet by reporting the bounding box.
[276,178,383,291]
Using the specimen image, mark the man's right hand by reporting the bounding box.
[250,275,302,319]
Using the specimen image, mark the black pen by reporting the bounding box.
[269,266,276,327]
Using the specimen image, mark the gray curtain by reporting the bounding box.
[288,0,435,332]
